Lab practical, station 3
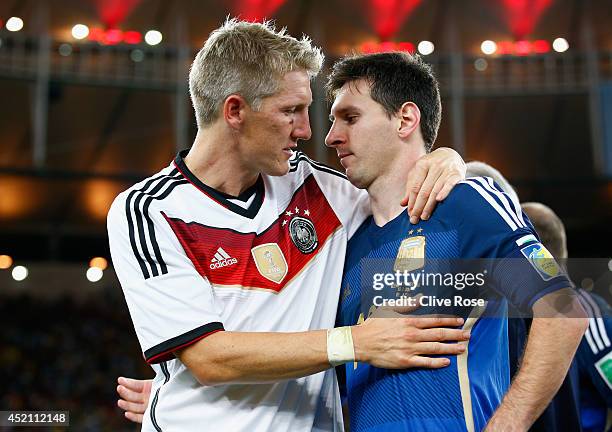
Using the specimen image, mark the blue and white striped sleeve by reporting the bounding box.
[447,177,572,311]
[576,290,612,406]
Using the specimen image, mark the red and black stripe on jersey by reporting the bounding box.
[163,174,342,292]
[126,151,346,282]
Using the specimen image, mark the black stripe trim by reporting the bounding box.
[138,178,189,276]
[144,321,225,363]
[125,170,179,279]
[150,362,171,432]
[128,173,188,280]
[289,153,347,180]
[150,389,161,431]
[133,175,180,277]
[174,150,265,219]
[216,180,261,202]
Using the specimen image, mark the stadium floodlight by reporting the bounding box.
[11,265,28,281]
[86,267,103,282]
[0,254,13,269]
[72,24,89,40]
[552,37,569,53]
[417,41,434,56]
[6,17,24,32]
[481,40,497,55]
[144,30,162,46]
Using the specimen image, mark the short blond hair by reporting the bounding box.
[189,18,324,128]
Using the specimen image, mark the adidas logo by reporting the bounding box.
[209,247,238,269]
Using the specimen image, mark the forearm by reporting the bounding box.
[487,314,587,430]
[178,315,469,386]
[178,330,330,385]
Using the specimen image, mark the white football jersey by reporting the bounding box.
[107,150,370,432]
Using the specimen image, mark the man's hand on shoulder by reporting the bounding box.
[401,147,466,224]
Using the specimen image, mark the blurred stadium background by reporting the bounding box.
[0,0,611,430]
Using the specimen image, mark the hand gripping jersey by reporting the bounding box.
[107,151,369,432]
[337,177,572,432]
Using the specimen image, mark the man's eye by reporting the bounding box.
[285,108,297,114]
[346,116,358,124]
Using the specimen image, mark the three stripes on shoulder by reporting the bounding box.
[460,177,526,232]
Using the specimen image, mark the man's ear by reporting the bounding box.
[223,95,248,129]
[397,102,420,139]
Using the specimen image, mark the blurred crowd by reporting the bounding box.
[1,288,150,431]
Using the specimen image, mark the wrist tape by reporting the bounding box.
[327,326,356,367]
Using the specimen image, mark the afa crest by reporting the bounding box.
[251,243,288,284]
[394,235,426,273]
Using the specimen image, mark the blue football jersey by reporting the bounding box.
[338,177,572,432]
[576,290,612,432]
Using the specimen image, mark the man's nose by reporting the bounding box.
[325,122,344,147]
[293,111,312,141]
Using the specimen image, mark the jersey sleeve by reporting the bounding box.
[446,176,572,312]
[107,191,224,364]
[289,152,370,239]
[576,290,612,406]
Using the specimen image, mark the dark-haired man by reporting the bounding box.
[327,52,588,431]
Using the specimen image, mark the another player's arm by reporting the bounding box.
[484,288,588,432]
[177,316,470,386]
[311,147,465,235]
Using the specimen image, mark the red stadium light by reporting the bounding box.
[88,27,106,43]
[366,0,422,41]
[358,41,415,54]
[515,40,531,55]
[500,0,553,40]
[105,28,123,44]
[94,0,143,29]
[532,39,550,53]
[397,42,416,54]
[379,41,396,52]
[497,41,515,55]
[123,30,142,44]
[230,0,288,22]
[87,27,143,45]
[491,39,552,56]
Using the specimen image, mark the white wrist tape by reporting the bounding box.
[327,326,356,367]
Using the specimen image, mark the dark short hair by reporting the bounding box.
[326,52,442,151]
